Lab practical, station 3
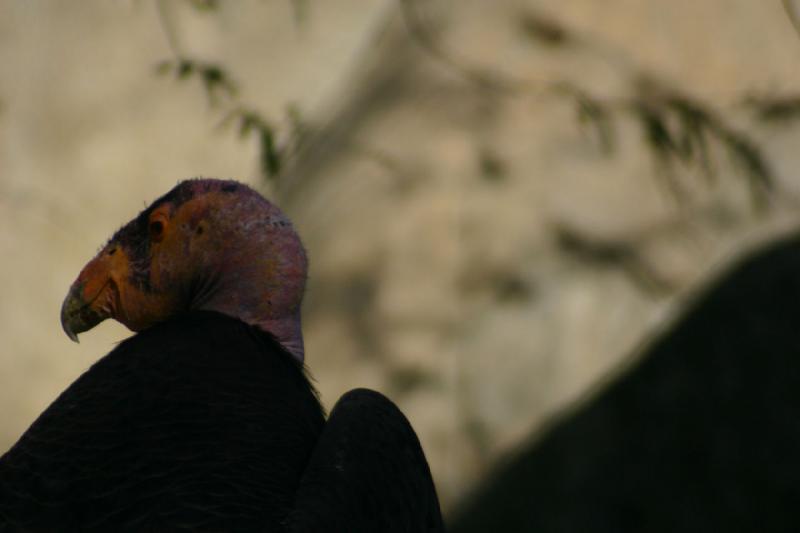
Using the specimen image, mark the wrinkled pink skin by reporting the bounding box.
[192,189,307,361]
[156,181,308,361]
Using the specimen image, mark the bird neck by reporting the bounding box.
[188,232,307,362]
[193,278,306,362]
[257,314,305,361]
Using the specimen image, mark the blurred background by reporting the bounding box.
[3,0,800,524]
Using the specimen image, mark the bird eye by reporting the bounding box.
[149,220,165,240]
[107,247,116,256]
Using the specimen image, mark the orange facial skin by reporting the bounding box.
[60,225,180,341]
[60,194,210,340]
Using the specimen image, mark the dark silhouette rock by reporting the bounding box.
[450,233,800,533]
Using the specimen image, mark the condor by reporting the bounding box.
[0,179,443,532]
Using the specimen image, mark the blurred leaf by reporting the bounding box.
[155,58,237,106]
[638,105,674,156]
[575,93,615,155]
[634,102,679,173]
[238,113,258,138]
[744,95,800,123]
[201,66,224,87]
[666,96,714,181]
[259,127,282,178]
[177,59,194,79]
[633,98,695,203]
[718,130,773,211]
[200,64,237,101]
[518,10,570,47]
[186,0,219,11]
[219,107,285,179]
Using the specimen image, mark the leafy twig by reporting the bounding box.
[399,0,778,213]
[152,0,301,181]
[398,0,537,93]
[155,59,237,105]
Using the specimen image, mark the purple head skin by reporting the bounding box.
[60,179,308,361]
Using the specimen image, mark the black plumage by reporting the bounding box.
[290,388,444,532]
[0,311,443,532]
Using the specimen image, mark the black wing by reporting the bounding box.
[0,311,325,532]
[288,388,445,533]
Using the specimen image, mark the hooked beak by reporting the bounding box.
[60,252,118,343]
[60,284,83,342]
[60,280,112,343]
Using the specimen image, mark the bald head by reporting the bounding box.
[61,179,308,360]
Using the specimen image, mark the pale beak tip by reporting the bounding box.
[60,287,83,343]
[61,316,81,343]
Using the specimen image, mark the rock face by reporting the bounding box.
[448,233,800,533]
[2,0,800,510]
